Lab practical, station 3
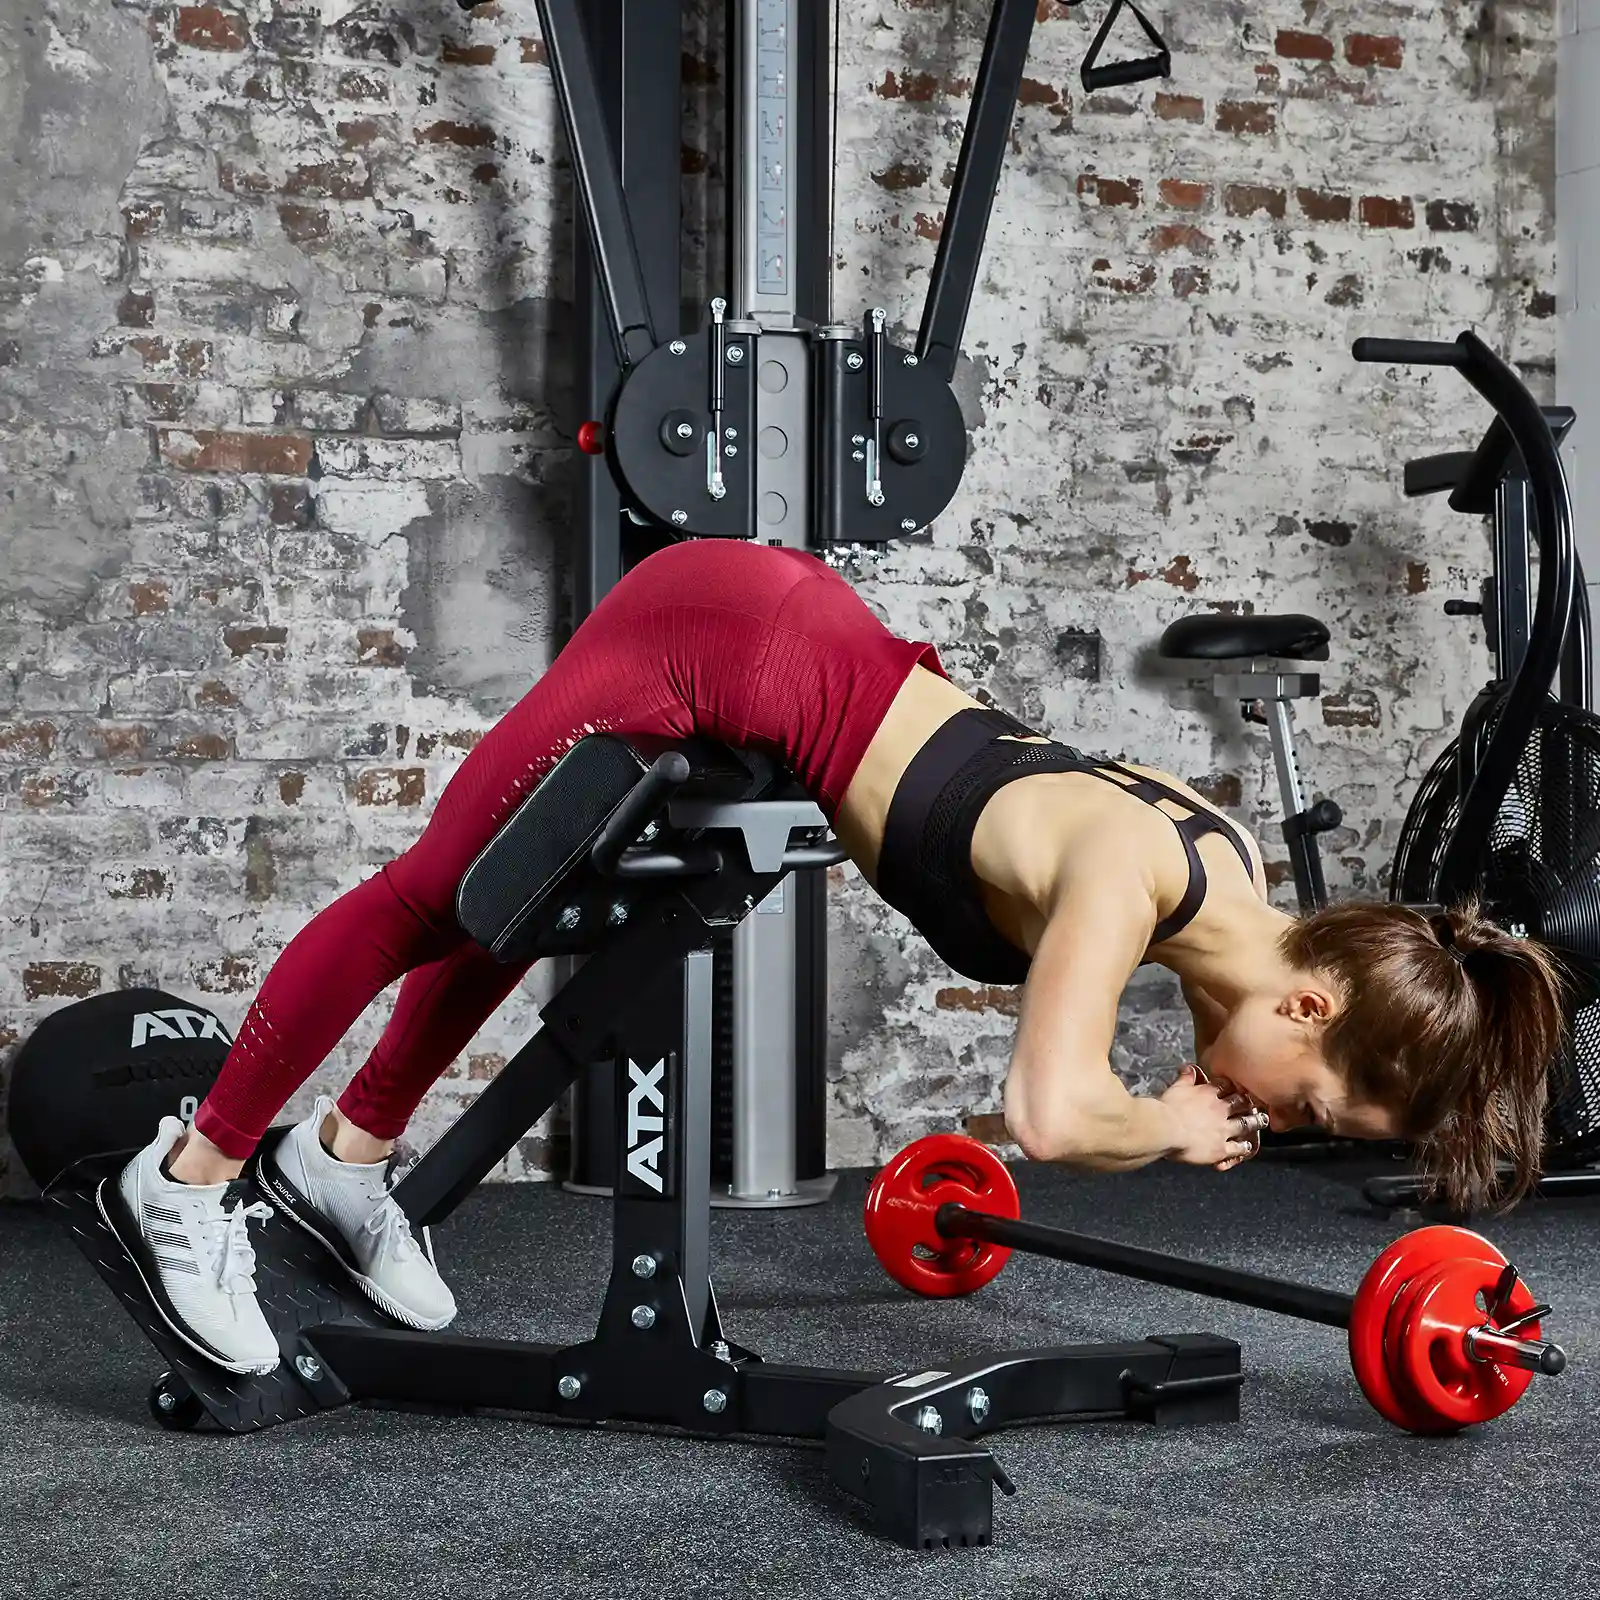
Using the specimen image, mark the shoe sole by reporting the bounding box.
[252,1144,455,1333]
[96,1175,281,1379]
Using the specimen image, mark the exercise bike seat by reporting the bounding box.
[1158,614,1329,662]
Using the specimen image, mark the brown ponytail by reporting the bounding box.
[1280,899,1569,1211]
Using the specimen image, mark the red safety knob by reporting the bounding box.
[577,420,606,457]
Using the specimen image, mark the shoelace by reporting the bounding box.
[206,1200,274,1296]
[361,1194,422,1265]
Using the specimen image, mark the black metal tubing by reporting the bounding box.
[535,0,658,369]
[1566,568,1593,713]
[591,751,692,875]
[1355,332,1578,904]
[938,1204,1353,1328]
[826,1336,1240,1549]
[1282,805,1336,914]
[572,0,682,620]
[393,891,721,1226]
[915,0,1038,384]
[1494,477,1533,682]
[1365,1165,1600,1208]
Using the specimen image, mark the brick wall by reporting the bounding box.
[0,0,1556,1193]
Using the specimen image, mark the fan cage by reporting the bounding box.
[1389,698,1600,1164]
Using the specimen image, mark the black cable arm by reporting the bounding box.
[532,0,658,370]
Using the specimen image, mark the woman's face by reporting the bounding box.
[1199,991,1400,1140]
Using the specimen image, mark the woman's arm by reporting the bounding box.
[1002,858,1185,1171]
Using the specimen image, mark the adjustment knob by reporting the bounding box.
[1443,600,1483,617]
[1307,798,1343,833]
[577,421,606,457]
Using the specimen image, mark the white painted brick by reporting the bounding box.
[315,437,460,480]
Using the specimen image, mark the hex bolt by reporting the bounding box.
[851,451,864,462]
[727,346,744,364]
[845,352,864,370]
[675,421,694,439]
[711,1340,733,1363]
[607,901,629,927]
[555,904,581,931]
[631,1304,658,1330]
[640,819,661,842]
[724,427,738,439]
[671,510,688,526]
[631,1253,657,1279]
[967,1386,991,1425]
[703,1389,729,1415]
[905,433,920,448]
[670,340,687,355]
[900,519,916,531]
[725,445,738,456]
[914,1404,943,1435]
[558,1375,582,1400]
[903,354,918,366]
[851,434,865,445]
[295,1354,322,1382]
[156,1389,178,1412]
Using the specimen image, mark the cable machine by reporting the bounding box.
[529,0,1170,1206]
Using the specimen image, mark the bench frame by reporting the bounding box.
[54,733,1241,1550]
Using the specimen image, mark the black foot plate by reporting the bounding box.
[48,1137,394,1433]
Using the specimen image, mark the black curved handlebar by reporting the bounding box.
[1354,330,1578,902]
[591,751,691,876]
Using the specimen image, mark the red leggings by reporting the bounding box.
[195,538,946,1158]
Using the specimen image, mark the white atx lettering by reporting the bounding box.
[625,1058,667,1193]
[130,1009,234,1049]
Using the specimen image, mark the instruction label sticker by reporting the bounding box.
[757,881,786,914]
[891,1370,951,1389]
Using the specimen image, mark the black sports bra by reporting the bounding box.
[873,706,1256,985]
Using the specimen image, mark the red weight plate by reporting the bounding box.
[1348,1225,1505,1432]
[1390,1257,1538,1430]
[864,1134,1020,1298]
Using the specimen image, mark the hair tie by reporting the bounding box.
[1430,912,1468,967]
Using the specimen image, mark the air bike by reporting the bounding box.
[1160,333,1600,1205]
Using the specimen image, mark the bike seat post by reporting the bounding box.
[1210,665,1337,914]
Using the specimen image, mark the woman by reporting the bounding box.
[104,537,1567,1377]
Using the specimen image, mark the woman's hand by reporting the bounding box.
[1159,1064,1265,1171]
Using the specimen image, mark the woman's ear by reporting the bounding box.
[1281,984,1334,1026]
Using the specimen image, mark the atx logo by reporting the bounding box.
[130,1009,234,1049]
[626,1057,668,1193]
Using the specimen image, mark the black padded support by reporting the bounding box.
[1159,614,1330,662]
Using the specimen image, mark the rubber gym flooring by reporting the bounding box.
[1,1150,1594,1600]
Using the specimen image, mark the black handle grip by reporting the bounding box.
[1403,450,1477,498]
[591,751,691,876]
[1352,337,1465,367]
[1081,51,1170,91]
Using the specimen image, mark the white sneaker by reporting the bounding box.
[102,1117,280,1376]
[256,1095,457,1332]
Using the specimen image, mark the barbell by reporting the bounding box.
[865,1133,1566,1435]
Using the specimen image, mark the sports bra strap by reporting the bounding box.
[1098,761,1255,945]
